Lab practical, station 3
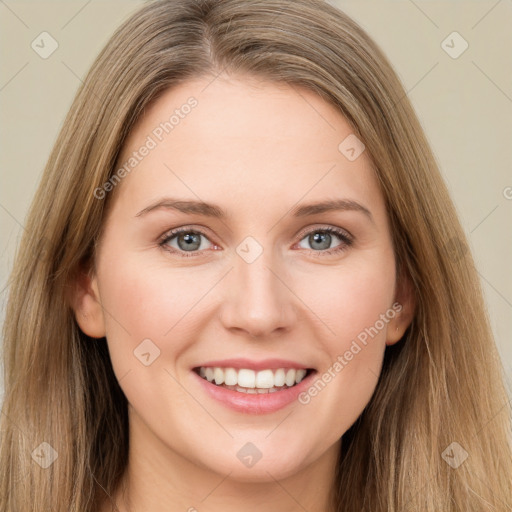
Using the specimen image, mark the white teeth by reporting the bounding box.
[224,367,238,386]
[205,367,214,382]
[295,369,307,383]
[238,369,256,388]
[213,367,224,385]
[196,366,311,391]
[285,369,296,387]
[255,369,274,388]
[274,368,286,387]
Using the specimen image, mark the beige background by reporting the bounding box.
[1,1,511,404]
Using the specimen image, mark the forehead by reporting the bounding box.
[123,75,355,158]
[112,75,383,220]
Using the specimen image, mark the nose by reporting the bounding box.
[219,250,298,339]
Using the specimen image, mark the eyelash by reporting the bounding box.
[158,225,353,259]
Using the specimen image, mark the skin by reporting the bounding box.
[73,73,414,512]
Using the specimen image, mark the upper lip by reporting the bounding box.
[192,358,315,371]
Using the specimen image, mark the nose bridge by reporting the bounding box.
[220,238,295,337]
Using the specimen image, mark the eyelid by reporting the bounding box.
[159,223,353,257]
[294,223,353,243]
[158,224,217,244]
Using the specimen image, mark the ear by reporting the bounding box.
[69,265,106,339]
[386,269,415,346]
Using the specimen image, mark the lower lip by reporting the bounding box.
[192,370,316,414]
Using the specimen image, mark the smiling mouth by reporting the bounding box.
[193,366,316,394]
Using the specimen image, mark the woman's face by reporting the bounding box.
[75,74,412,482]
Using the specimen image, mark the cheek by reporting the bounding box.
[96,254,208,376]
[96,259,209,433]
[335,274,394,348]
[302,252,396,351]
[294,255,396,427]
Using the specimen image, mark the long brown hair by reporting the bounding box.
[1,1,511,510]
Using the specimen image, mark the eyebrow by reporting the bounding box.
[135,197,374,223]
